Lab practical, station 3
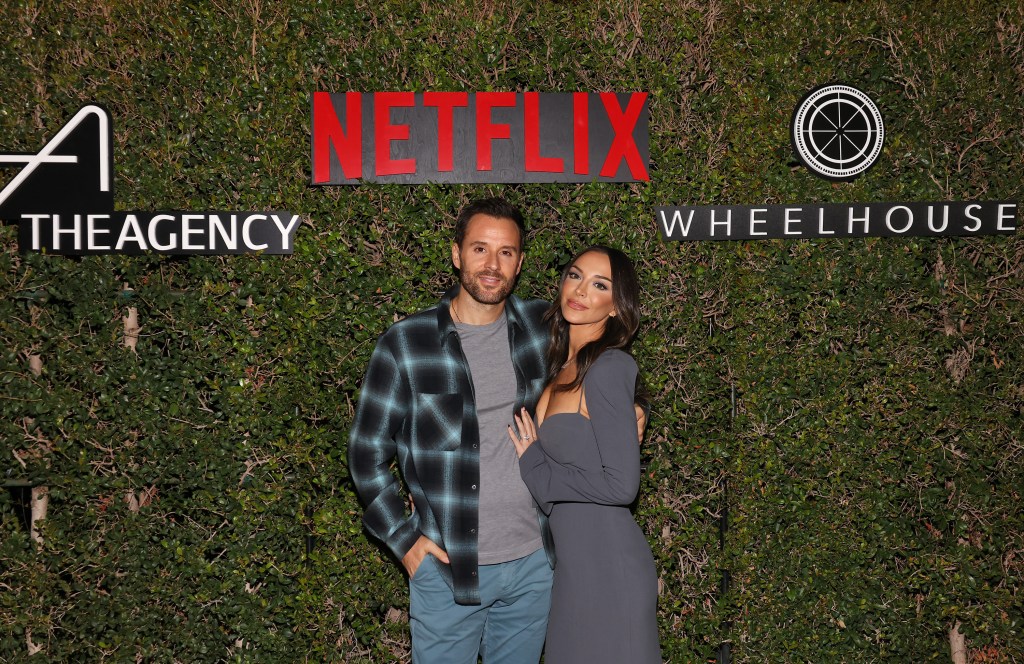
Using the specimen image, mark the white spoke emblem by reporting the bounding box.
[791,85,884,181]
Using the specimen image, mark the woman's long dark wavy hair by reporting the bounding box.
[544,245,642,395]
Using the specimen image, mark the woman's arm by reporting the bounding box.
[517,350,642,508]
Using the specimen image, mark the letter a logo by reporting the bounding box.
[0,105,114,221]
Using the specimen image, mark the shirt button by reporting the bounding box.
[472,444,478,449]
[471,571,477,577]
[470,528,476,534]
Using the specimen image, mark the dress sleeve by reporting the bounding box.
[519,350,641,509]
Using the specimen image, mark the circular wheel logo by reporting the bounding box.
[791,85,884,181]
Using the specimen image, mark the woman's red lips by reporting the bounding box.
[566,299,587,311]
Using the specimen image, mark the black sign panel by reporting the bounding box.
[658,202,1018,241]
[0,105,299,255]
[0,105,113,218]
[18,212,300,255]
[311,92,650,184]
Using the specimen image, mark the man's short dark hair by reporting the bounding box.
[454,198,527,250]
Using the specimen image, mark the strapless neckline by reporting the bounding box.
[539,411,589,428]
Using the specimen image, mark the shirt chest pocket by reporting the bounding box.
[412,392,464,452]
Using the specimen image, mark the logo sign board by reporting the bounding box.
[0,105,300,255]
[791,85,884,181]
[658,202,1018,241]
[311,92,650,184]
[657,83,1016,242]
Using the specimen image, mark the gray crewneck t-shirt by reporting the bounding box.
[454,311,544,564]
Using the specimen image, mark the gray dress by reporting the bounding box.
[518,349,661,664]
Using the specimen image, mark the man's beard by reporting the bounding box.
[460,269,515,305]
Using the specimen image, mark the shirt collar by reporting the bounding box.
[437,284,522,344]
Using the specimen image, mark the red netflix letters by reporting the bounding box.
[423,92,468,172]
[311,92,649,184]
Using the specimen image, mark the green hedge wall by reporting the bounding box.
[1,1,1021,661]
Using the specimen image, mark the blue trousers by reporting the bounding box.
[409,547,553,664]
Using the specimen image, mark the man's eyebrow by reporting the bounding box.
[469,240,519,252]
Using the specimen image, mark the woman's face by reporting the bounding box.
[560,250,616,328]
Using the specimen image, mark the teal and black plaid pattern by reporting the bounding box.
[348,285,550,604]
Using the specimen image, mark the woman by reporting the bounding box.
[507,246,660,663]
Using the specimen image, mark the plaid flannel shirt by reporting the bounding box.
[348,285,552,605]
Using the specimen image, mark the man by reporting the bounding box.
[348,198,553,664]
